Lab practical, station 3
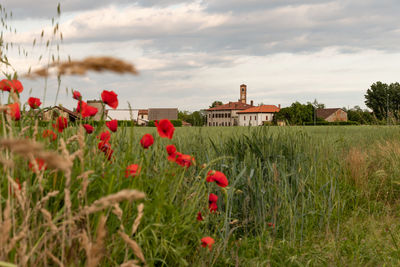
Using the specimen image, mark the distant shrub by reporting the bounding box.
[171,120,182,127]
[148,119,182,127]
[262,121,274,126]
[304,120,359,126]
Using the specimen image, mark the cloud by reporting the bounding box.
[3,0,400,112]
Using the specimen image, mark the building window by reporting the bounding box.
[228,122,231,126]
[266,115,268,120]
[209,122,211,126]
[250,116,251,121]
[244,116,246,120]
[254,116,256,120]
[228,113,231,118]
[212,114,215,118]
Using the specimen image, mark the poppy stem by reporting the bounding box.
[171,169,186,202]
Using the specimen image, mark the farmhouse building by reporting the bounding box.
[87,100,106,121]
[137,109,149,125]
[206,84,253,126]
[237,105,281,126]
[316,108,348,122]
[42,105,79,122]
[107,109,139,121]
[148,108,178,121]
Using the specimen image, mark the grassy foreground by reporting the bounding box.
[1,124,400,266]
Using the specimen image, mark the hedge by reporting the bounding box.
[304,121,360,126]
[148,120,182,127]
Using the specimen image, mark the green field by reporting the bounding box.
[2,125,400,266]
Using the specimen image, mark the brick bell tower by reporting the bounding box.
[239,84,247,104]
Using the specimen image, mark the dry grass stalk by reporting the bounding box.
[6,230,27,256]
[81,215,107,267]
[26,56,138,78]
[120,260,141,267]
[40,209,58,233]
[36,190,59,209]
[118,231,146,265]
[7,176,24,208]
[112,203,123,222]
[0,199,11,256]
[10,91,20,105]
[77,170,94,199]
[33,120,38,139]
[0,155,14,169]
[46,251,64,267]
[76,190,145,218]
[18,126,30,138]
[0,138,72,172]
[0,105,8,112]
[58,138,73,261]
[131,203,144,236]
[346,147,368,188]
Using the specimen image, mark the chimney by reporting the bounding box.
[250,100,254,106]
[278,104,281,109]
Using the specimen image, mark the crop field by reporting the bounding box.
[2,121,400,266]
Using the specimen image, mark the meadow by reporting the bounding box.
[2,122,400,266]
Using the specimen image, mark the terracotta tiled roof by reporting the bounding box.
[237,105,280,114]
[207,102,253,111]
[316,108,344,119]
[138,109,148,115]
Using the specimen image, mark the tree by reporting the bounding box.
[209,101,223,108]
[364,81,400,121]
[274,102,314,125]
[346,106,379,125]
[309,99,325,109]
[178,110,206,126]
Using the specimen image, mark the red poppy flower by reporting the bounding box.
[53,116,68,133]
[209,202,218,212]
[0,79,23,93]
[77,101,98,118]
[125,164,141,178]
[29,158,47,171]
[155,119,175,139]
[73,90,82,100]
[268,222,275,228]
[83,124,94,134]
[101,90,118,109]
[206,170,229,188]
[201,237,215,251]
[106,119,118,132]
[98,141,113,160]
[176,153,194,168]
[166,145,177,161]
[209,193,218,212]
[28,97,42,109]
[140,133,154,149]
[196,212,203,221]
[98,131,111,142]
[42,129,57,141]
[7,103,20,121]
[0,79,11,91]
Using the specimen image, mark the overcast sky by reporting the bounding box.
[2,0,400,111]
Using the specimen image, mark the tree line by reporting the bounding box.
[178,81,398,126]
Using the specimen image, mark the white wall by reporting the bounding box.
[107,109,139,121]
[238,113,274,126]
